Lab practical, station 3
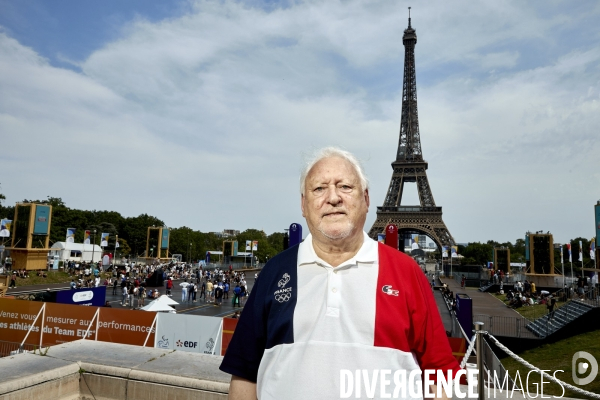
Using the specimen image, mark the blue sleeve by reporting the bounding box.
[219,271,266,382]
[219,245,299,382]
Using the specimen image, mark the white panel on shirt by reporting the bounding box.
[293,232,378,345]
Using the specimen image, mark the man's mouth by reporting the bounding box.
[323,211,346,217]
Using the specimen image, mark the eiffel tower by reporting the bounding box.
[368,10,455,249]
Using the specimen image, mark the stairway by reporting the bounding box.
[479,282,495,292]
[526,300,594,338]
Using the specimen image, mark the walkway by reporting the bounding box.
[439,275,521,318]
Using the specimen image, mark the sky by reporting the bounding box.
[1,0,599,245]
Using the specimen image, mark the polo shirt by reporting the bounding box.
[220,232,459,399]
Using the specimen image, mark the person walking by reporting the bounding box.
[8,271,16,288]
[206,280,214,303]
[199,280,206,301]
[232,284,241,307]
[224,281,230,299]
[138,284,145,308]
[215,284,223,305]
[188,283,195,302]
[180,281,189,302]
[122,285,128,306]
[166,278,173,296]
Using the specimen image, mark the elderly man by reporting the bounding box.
[220,147,460,399]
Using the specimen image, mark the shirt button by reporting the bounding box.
[332,288,337,293]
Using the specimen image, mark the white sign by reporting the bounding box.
[73,291,94,303]
[155,313,222,355]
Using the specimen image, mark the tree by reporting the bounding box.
[460,242,494,265]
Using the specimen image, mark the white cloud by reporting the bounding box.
[1,0,599,244]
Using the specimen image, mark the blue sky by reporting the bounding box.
[1,0,599,244]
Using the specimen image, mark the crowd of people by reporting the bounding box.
[174,267,250,308]
[98,261,255,311]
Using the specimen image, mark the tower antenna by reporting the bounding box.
[408,7,411,28]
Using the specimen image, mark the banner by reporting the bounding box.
[289,223,303,248]
[66,228,76,243]
[245,240,251,251]
[0,219,12,238]
[591,239,596,260]
[411,234,419,250]
[100,233,109,247]
[55,287,106,307]
[252,240,258,251]
[221,317,239,355]
[579,240,583,262]
[0,298,156,347]
[155,313,222,355]
[561,245,564,263]
[442,246,449,258]
[525,234,530,261]
[384,224,398,250]
[567,243,572,262]
[33,205,51,235]
[596,203,600,247]
[84,230,91,244]
[451,246,458,258]
[161,228,169,250]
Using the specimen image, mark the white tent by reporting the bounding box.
[140,300,175,312]
[156,295,179,306]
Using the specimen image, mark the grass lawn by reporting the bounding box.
[492,293,567,321]
[501,330,600,399]
[8,270,112,287]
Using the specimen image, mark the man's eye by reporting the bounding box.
[339,185,352,192]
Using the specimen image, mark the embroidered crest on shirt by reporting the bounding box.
[274,273,292,302]
[382,285,399,296]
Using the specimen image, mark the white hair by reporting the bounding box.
[300,147,369,195]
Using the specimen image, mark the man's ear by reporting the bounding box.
[364,189,370,209]
[301,194,306,217]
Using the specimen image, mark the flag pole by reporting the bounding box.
[561,245,564,289]
[580,241,584,277]
[450,247,453,278]
[112,235,118,271]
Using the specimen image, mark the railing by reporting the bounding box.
[582,286,600,307]
[0,340,38,358]
[473,314,538,339]
[482,336,518,389]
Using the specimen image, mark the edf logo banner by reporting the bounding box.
[154,313,222,355]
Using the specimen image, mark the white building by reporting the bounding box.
[49,242,103,263]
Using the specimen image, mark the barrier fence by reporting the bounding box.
[0,298,238,357]
[473,314,538,339]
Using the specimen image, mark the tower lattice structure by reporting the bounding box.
[368,13,455,249]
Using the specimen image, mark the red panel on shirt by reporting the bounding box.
[374,243,461,376]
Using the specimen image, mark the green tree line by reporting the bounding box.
[0,194,284,262]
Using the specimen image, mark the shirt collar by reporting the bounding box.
[298,231,377,269]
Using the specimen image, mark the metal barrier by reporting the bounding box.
[473,314,538,339]
[0,340,38,358]
[481,334,518,390]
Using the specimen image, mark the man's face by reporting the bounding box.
[301,156,369,242]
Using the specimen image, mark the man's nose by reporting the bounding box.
[326,185,342,204]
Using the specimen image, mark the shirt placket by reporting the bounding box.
[325,264,350,318]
